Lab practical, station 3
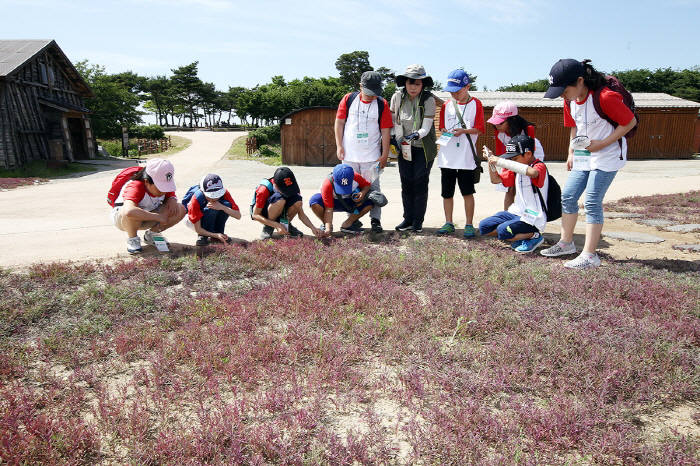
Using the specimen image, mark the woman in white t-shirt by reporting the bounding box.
[542,59,637,269]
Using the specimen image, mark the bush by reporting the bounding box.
[248,125,280,146]
[130,124,165,140]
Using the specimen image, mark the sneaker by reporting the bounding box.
[436,222,455,235]
[514,234,544,253]
[340,223,362,234]
[564,253,601,269]
[370,218,383,233]
[260,225,274,239]
[510,240,524,250]
[412,221,423,233]
[143,229,156,246]
[288,223,304,238]
[463,224,476,238]
[127,236,142,254]
[351,220,363,230]
[395,219,413,232]
[196,235,210,246]
[540,241,577,257]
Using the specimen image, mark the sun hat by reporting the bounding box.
[360,71,383,97]
[544,59,584,99]
[395,64,434,89]
[332,164,354,196]
[487,101,519,125]
[444,69,471,92]
[272,166,300,197]
[503,134,535,159]
[145,158,176,192]
[200,173,226,199]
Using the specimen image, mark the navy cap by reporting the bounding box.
[273,166,300,197]
[332,164,354,196]
[503,134,535,159]
[544,59,584,99]
[444,69,471,92]
[200,173,226,199]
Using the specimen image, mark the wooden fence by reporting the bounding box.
[137,137,171,156]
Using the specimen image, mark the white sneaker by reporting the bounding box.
[143,229,155,246]
[540,241,577,257]
[127,236,142,254]
[564,253,601,270]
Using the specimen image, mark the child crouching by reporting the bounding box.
[479,134,549,253]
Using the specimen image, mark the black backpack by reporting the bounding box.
[345,92,386,129]
[531,161,562,222]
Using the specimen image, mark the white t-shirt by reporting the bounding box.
[505,162,550,232]
[437,98,484,170]
[341,96,384,163]
[567,93,627,172]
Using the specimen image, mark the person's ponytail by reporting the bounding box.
[581,59,606,91]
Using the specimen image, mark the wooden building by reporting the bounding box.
[280,107,337,166]
[0,40,95,169]
[433,91,700,161]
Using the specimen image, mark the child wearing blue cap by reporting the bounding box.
[309,163,374,234]
[182,173,241,246]
[436,69,485,238]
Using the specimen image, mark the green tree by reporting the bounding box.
[75,60,143,138]
[498,79,549,92]
[335,51,373,89]
[171,62,204,127]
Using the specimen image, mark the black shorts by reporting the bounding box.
[440,168,476,198]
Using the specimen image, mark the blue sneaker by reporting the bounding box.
[510,240,524,250]
[514,234,544,254]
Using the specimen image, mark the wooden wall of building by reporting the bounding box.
[434,102,699,161]
[281,108,337,166]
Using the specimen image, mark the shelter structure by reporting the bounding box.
[280,107,337,166]
[433,91,700,160]
[0,39,95,169]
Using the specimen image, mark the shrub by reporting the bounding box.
[130,124,165,140]
[248,125,280,146]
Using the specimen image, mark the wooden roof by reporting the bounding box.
[0,39,93,97]
[433,91,700,109]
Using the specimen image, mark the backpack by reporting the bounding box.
[249,178,274,218]
[107,166,141,207]
[181,185,207,211]
[531,161,562,222]
[345,91,386,128]
[592,76,639,139]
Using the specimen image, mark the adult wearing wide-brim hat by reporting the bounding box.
[390,64,438,233]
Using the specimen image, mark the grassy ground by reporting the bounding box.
[227,135,282,166]
[0,161,96,189]
[605,190,700,224]
[0,233,697,464]
[98,135,191,159]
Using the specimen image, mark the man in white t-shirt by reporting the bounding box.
[334,71,393,233]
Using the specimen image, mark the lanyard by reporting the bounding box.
[451,99,469,130]
[355,98,371,132]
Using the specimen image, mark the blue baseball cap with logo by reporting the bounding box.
[444,69,471,92]
[332,163,354,196]
[544,59,584,99]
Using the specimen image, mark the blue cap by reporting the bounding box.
[444,69,470,92]
[332,164,354,196]
[544,59,584,99]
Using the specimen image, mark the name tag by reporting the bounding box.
[437,132,453,146]
[356,132,369,144]
[521,208,539,226]
[573,149,591,171]
[152,233,170,252]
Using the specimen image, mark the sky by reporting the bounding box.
[2,0,699,93]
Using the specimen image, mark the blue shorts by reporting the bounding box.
[309,193,373,214]
[478,211,538,240]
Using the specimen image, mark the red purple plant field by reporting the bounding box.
[1,237,698,464]
[606,190,700,224]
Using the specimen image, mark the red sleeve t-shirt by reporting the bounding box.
[498,161,547,188]
[320,173,370,208]
[187,190,239,224]
[254,179,274,209]
[336,93,393,129]
[438,97,485,133]
[563,89,635,127]
[121,180,175,204]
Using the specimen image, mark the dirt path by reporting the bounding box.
[1,134,699,269]
[0,131,242,267]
